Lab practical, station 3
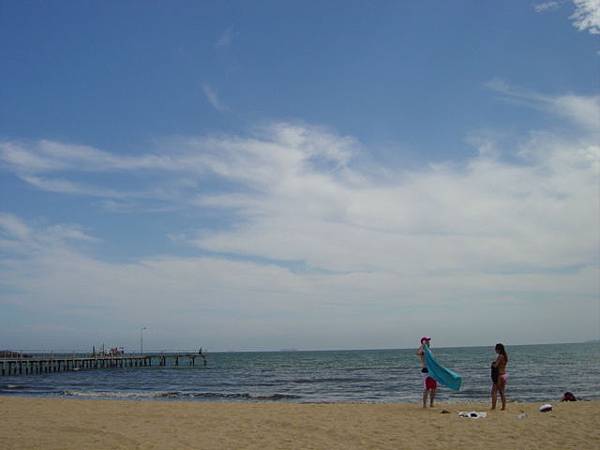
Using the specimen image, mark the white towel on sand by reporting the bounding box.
[458,411,487,419]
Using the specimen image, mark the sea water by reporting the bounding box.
[1,343,599,403]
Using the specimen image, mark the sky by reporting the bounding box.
[0,0,598,352]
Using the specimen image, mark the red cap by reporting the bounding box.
[420,336,431,344]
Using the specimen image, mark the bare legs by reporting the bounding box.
[491,379,506,410]
[499,382,506,410]
[422,389,436,408]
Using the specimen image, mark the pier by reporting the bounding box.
[0,353,203,377]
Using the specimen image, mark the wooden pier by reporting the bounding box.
[0,353,203,377]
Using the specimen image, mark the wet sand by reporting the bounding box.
[0,397,598,449]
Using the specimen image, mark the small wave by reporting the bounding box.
[0,384,60,396]
[290,377,371,384]
[63,390,158,399]
[0,384,51,392]
[60,390,302,401]
[191,392,252,399]
[254,393,301,401]
[154,391,180,398]
[189,392,302,401]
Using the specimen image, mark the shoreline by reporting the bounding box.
[1,397,598,449]
[2,393,599,404]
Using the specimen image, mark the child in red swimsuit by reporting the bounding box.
[416,336,437,408]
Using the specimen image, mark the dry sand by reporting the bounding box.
[0,397,598,449]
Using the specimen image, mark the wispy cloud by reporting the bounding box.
[0,213,31,241]
[0,213,97,258]
[533,1,566,13]
[0,123,356,207]
[485,78,600,131]
[20,175,129,198]
[202,83,229,112]
[215,26,236,49]
[534,1,600,35]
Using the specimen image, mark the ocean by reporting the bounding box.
[1,343,599,404]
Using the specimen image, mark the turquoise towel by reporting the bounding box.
[423,346,462,391]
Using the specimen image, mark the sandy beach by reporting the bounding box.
[0,397,598,449]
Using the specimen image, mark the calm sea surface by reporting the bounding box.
[1,343,599,403]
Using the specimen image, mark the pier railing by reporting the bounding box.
[0,353,205,377]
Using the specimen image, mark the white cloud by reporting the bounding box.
[1,210,597,351]
[202,83,229,112]
[571,0,600,34]
[190,134,599,276]
[0,89,598,349]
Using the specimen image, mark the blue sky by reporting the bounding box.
[0,1,598,352]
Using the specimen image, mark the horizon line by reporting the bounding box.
[4,340,595,355]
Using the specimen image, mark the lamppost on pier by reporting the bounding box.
[140,327,147,355]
